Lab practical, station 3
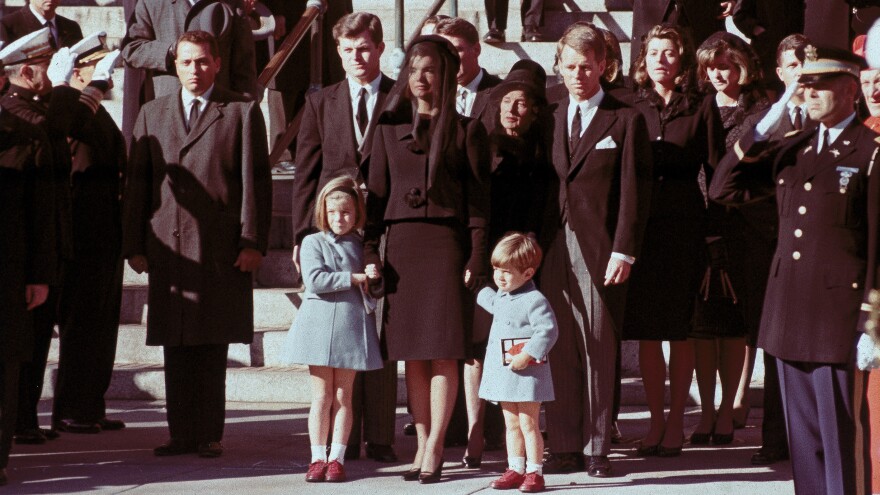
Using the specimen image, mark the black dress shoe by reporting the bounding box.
[61,421,101,434]
[40,427,61,439]
[711,430,734,445]
[635,443,660,457]
[365,443,397,462]
[0,468,7,486]
[461,455,481,468]
[198,442,224,458]
[751,449,789,465]
[14,429,46,445]
[418,462,444,484]
[689,431,712,445]
[97,418,126,431]
[657,444,682,457]
[154,439,197,456]
[403,422,416,436]
[402,467,421,481]
[521,27,544,42]
[483,29,505,44]
[543,451,584,473]
[586,455,612,478]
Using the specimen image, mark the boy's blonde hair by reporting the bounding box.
[491,232,543,273]
[314,176,366,233]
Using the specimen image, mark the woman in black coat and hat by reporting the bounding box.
[461,60,551,468]
[364,35,490,483]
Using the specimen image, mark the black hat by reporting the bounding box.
[493,59,547,104]
[798,44,867,83]
[185,0,234,41]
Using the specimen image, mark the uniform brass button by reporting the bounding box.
[804,182,812,191]
[779,178,785,185]
[798,206,807,215]
[794,229,803,238]
[792,251,801,260]
[853,283,860,289]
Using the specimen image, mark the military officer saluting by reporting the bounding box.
[710,46,875,495]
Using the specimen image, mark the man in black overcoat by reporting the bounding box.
[435,17,502,121]
[50,34,127,435]
[1,0,83,49]
[710,46,875,495]
[290,12,398,463]
[124,31,271,459]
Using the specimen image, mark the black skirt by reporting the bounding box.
[382,219,470,360]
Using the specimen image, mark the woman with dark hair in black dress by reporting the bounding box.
[364,35,490,483]
[623,23,725,457]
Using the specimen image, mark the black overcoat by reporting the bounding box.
[123,86,272,346]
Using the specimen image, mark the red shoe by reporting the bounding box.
[490,469,526,489]
[519,472,545,493]
[305,460,327,482]
[325,460,347,482]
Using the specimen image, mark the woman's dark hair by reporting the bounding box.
[380,35,461,189]
[696,31,769,123]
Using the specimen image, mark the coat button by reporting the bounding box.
[794,229,803,238]
[804,182,812,191]
[792,251,801,260]
[853,282,860,289]
[173,229,180,237]
[798,206,807,215]
[778,178,785,185]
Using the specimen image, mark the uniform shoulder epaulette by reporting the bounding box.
[785,130,802,138]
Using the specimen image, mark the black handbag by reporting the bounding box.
[691,266,747,339]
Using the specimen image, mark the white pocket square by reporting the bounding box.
[595,136,617,149]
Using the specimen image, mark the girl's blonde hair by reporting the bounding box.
[313,176,366,233]
[491,232,543,273]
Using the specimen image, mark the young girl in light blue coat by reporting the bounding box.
[281,177,383,483]
[477,233,558,493]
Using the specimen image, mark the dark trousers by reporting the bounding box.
[760,351,788,453]
[0,361,20,469]
[777,357,868,495]
[485,0,544,30]
[163,344,229,445]
[16,288,60,432]
[52,257,123,423]
[347,360,398,448]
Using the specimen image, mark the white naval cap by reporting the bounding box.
[0,27,54,68]
[71,31,109,66]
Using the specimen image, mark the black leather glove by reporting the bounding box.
[465,227,489,292]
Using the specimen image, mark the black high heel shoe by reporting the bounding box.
[690,425,714,445]
[418,462,444,484]
[462,456,482,468]
[402,467,421,481]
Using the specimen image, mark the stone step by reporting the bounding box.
[120,286,301,326]
[39,360,765,407]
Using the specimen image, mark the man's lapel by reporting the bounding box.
[568,103,617,179]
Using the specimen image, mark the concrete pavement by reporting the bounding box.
[4,400,793,494]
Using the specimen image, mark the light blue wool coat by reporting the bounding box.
[477,281,558,403]
[280,231,383,371]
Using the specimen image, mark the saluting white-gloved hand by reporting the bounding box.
[92,49,122,82]
[48,47,78,86]
[857,333,880,370]
[755,82,801,138]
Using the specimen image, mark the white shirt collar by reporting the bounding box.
[29,5,52,25]
[568,87,605,113]
[819,112,857,148]
[459,69,484,96]
[347,73,381,99]
[181,84,215,110]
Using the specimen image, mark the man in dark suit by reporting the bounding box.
[435,17,502,121]
[124,30,271,459]
[0,28,67,486]
[1,0,83,49]
[50,33,127,435]
[540,23,652,478]
[710,46,874,495]
[290,12,398,463]
[122,0,258,99]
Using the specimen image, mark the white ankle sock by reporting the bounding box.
[509,456,526,474]
[526,462,543,475]
[329,443,347,464]
[310,445,327,463]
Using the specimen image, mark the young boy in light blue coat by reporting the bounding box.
[477,233,558,493]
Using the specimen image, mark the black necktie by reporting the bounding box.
[821,129,831,153]
[44,21,57,49]
[793,107,803,131]
[570,106,582,157]
[356,88,368,135]
[188,100,201,132]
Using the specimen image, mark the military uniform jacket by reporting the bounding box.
[292,74,395,245]
[710,118,879,364]
[123,86,272,346]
